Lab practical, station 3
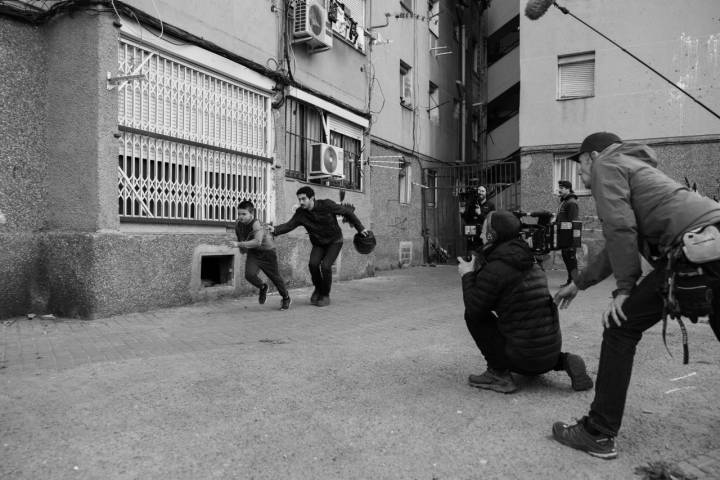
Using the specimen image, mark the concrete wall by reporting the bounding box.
[0,19,48,317]
[367,142,424,270]
[520,0,720,148]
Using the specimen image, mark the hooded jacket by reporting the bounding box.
[462,237,562,373]
[575,142,720,294]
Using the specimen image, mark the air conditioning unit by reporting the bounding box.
[293,0,333,52]
[310,143,344,178]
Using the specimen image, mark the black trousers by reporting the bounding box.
[587,263,720,436]
[245,250,288,298]
[465,311,564,375]
[561,248,577,281]
[309,242,343,296]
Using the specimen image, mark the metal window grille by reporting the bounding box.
[399,165,412,204]
[399,241,413,266]
[117,39,272,223]
[553,154,590,195]
[328,131,362,190]
[558,52,595,99]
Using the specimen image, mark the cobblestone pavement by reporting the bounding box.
[1,266,719,479]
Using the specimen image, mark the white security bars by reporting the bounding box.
[117,39,272,223]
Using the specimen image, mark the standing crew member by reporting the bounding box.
[552,132,720,459]
[557,180,579,286]
[463,185,496,254]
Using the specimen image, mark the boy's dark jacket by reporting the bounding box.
[274,199,365,246]
[557,193,578,223]
[462,238,561,373]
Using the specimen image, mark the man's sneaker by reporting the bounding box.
[280,296,292,311]
[310,289,320,305]
[315,296,331,307]
[468,368,518,394]
[563,353,594,391]
[552,418,618,459]
[258,284,268,305]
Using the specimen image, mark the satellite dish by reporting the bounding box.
[323,146,338,173]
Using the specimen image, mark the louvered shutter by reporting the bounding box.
[558,52,595,99]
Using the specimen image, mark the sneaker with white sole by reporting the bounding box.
[258,284,268,305]
[468,368,518,394]
[552,417,617,459]
[280,296,292,311]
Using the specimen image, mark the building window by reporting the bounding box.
[426,169,437,207]
[558,51,595,100]
[399,165,412,204]
[486,82,519,132]
[400,61,413,107]
[487,15,519,66]
[329,0,366,52]
[472,40,481,74]
[116,39,272,224]
[428,0,439,38]
[428,82,440,123]
[284,97,363,191]
[554,153,590,196]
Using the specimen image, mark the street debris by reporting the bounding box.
[664,386,696,394]
[41,314,55,319]
[669,372,696,382]
[27,313,36,319]
[634,460,697,480]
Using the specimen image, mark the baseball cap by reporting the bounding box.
[567,132,622,162]
[558,180,573,190]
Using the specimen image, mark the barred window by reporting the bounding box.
[553,153,590,196]
[116,39,272,223]
[284,97,363,191]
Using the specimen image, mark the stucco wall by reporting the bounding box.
[367,142,424,270]
[0,19,48,317]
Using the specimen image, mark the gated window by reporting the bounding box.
[553,153,590,195]
[399,165,412,204]
[285,97,363,191]
[558,52,595,100]
[116,39,272,223]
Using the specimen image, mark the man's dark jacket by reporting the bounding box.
[274,199,365,246]
[557,193,579,223]
[461,238,562,373]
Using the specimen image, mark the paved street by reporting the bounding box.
[1,266,719,479]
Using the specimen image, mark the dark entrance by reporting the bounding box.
[422,158,520,262]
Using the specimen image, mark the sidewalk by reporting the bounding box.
[1,266,719,479]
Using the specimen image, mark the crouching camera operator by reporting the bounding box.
[457,210,593,394]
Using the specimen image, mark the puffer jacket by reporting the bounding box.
[574,142,720,294]
[462,238,562,373]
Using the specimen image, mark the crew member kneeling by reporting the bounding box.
[457,210,593,394]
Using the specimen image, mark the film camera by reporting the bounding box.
[512,210,582,257]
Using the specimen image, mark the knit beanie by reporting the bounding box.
[484,210,521,245]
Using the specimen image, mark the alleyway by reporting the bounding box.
[1,266,719,479]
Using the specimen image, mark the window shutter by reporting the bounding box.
[558,52,595,99]
[327,115,364,140]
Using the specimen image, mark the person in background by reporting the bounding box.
[462,185,496,254]
[557,179,579,286]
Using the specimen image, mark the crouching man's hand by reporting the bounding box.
[457,256,475,277]
[554,281,579,309]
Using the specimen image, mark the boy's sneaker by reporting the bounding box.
[468,368,518,394]
[315,296,331,307]
[563,353,594,391]
[280,296,292,311]
[258,284,268,304]
[552,418,618,459]
[310,289,320,305]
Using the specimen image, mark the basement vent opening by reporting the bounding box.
[200,255,234,288]
[399,241,412,267]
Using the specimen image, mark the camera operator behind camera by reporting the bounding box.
[462,185,495,255]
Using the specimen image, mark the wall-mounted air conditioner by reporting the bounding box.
[293,0,333,52]
[310,143,344,178]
